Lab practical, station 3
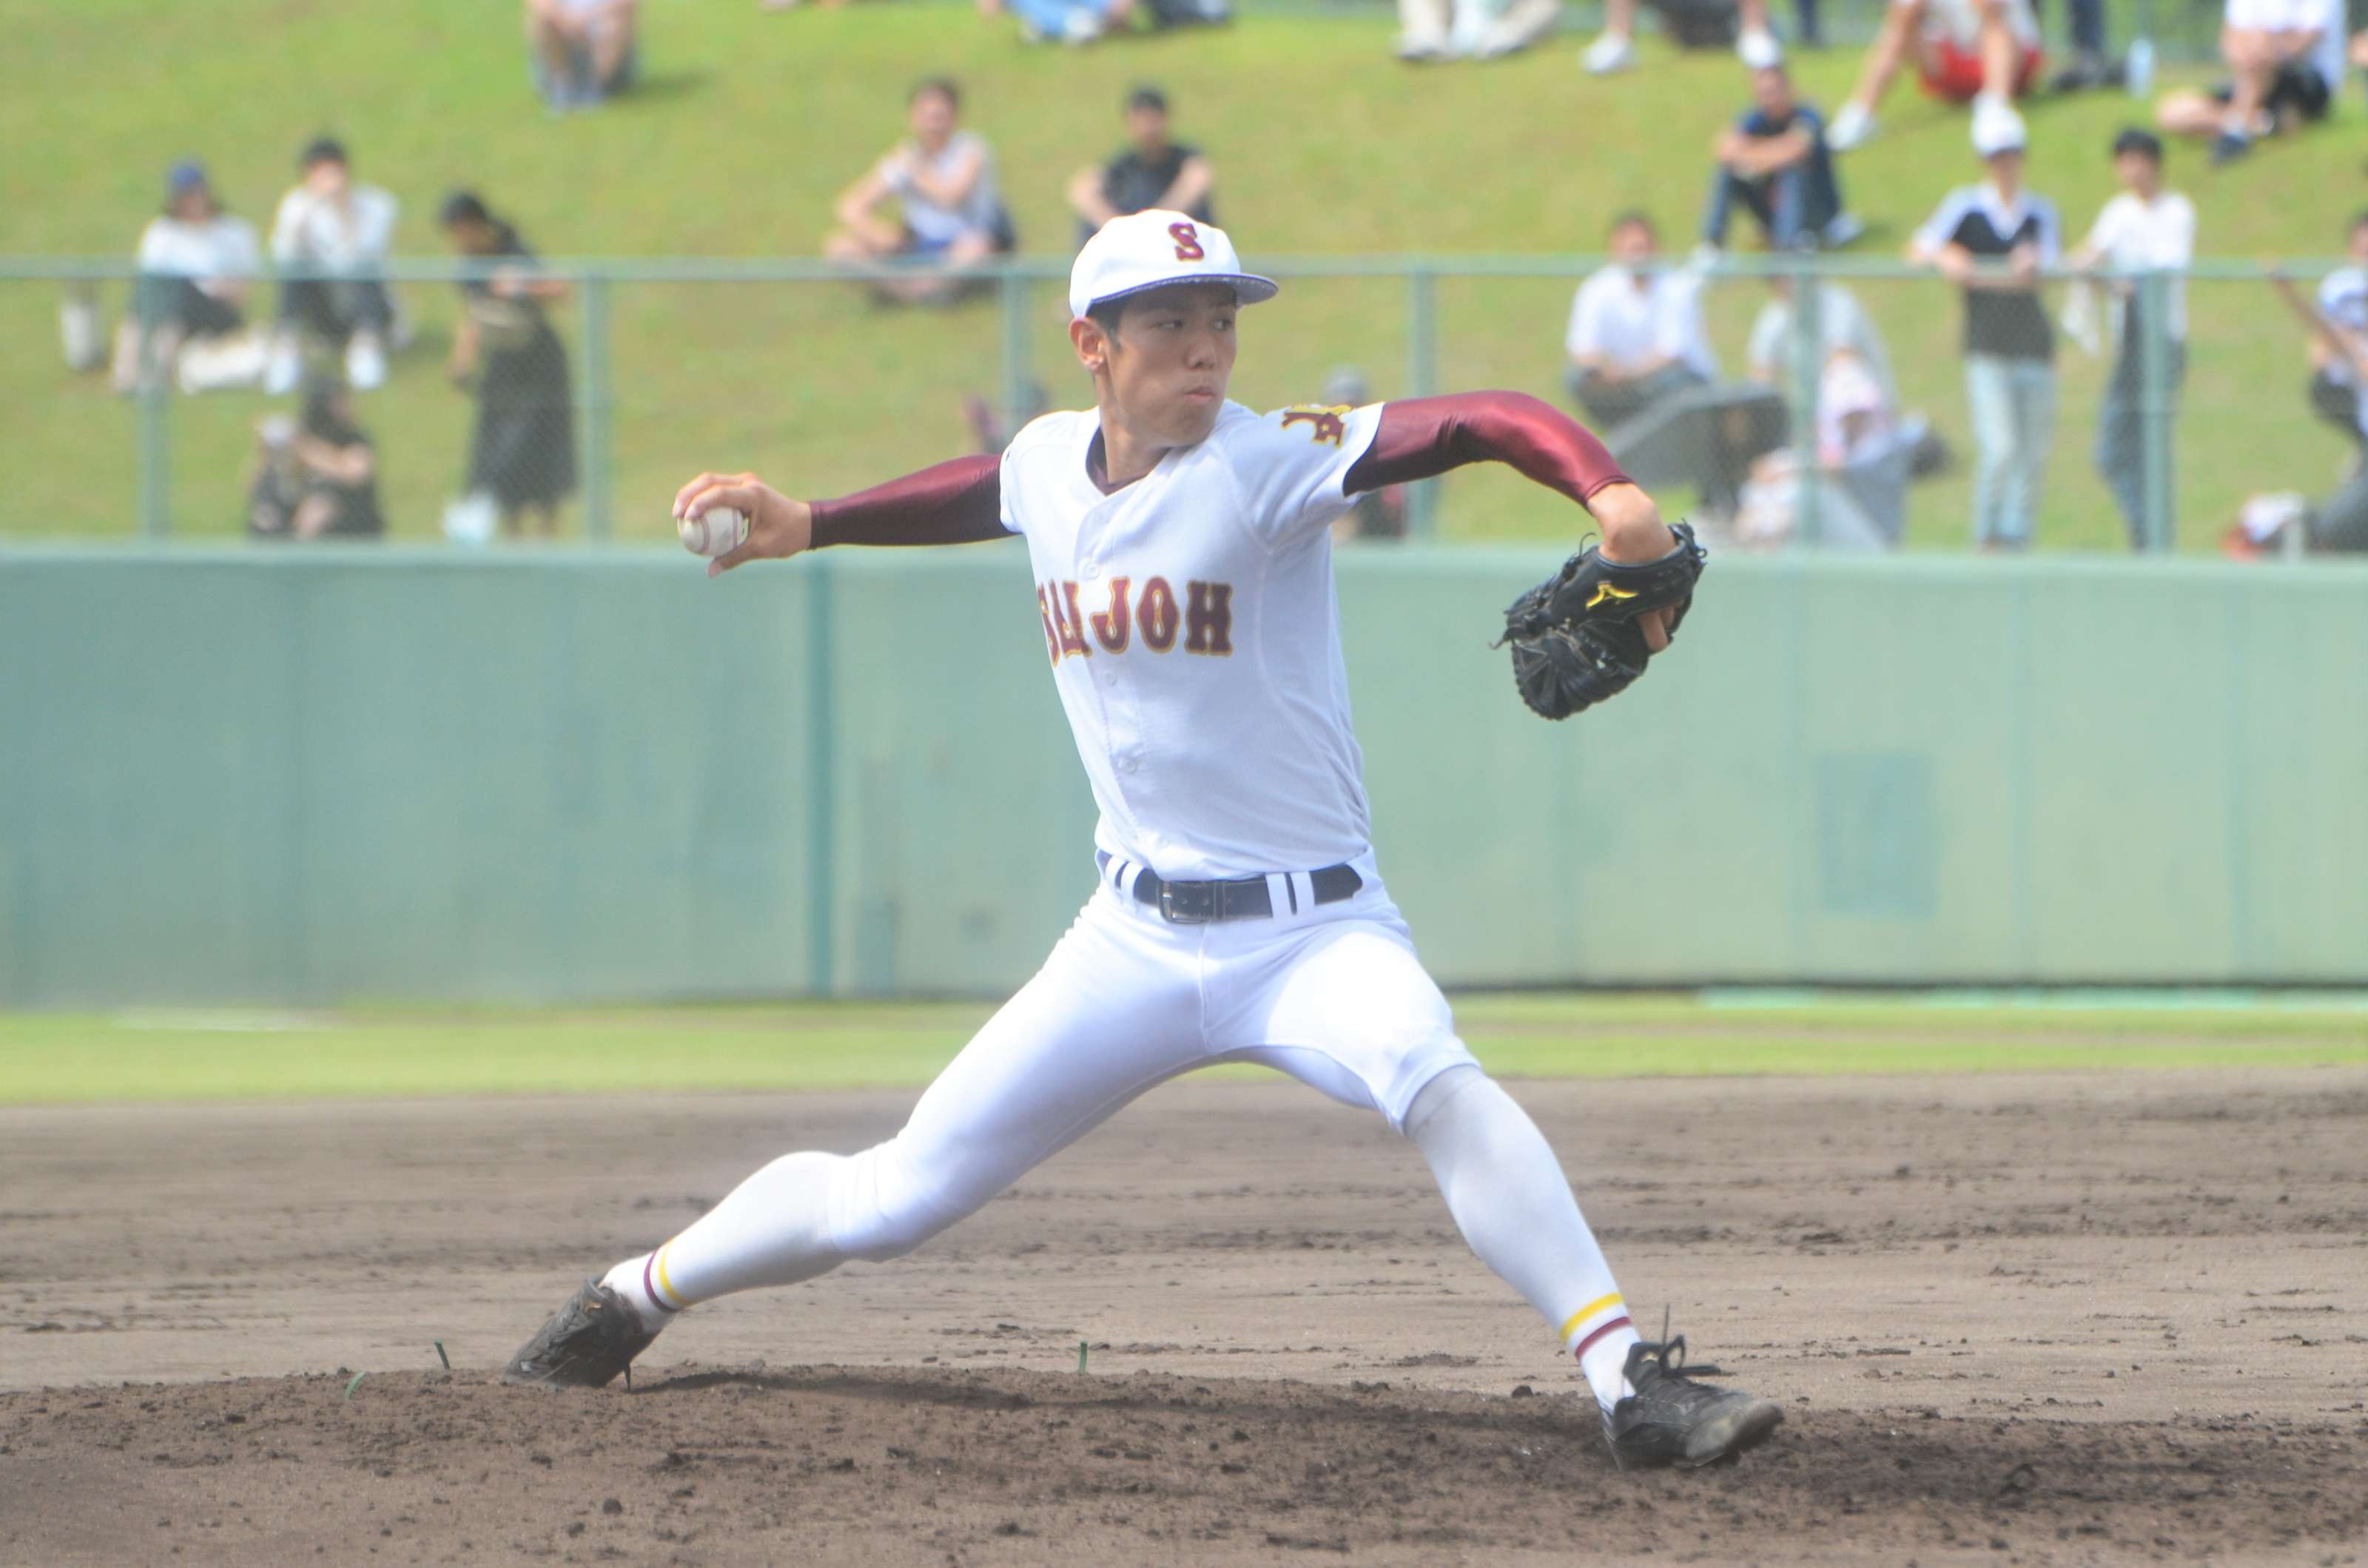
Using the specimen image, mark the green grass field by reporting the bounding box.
[5,0,2361,551]
[6,995,2364,1103]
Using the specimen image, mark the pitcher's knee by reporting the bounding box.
[827,1139,975,1262]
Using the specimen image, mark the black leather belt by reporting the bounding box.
[1097,852,1364,924]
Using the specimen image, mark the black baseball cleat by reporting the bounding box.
[1604,1333,1784,1470]
[502,1279,659,1389]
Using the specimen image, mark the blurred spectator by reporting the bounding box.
[1745,275,1896,406]
[112,161,263,395]
[1733,344,1908,548]
[2222,485,2368,555]
[979,0,1135,46]
[1582,0,1783,73]
[1909,106,2060,549]
[1826,0,2042,152]
[2065,128,2193,549]
[440,192,576,538]
[248,377,385,540]
[825,78,1015,305]
[1564,212,1717,431]
[1323,369,1410,541]
[2156,0,2338,164]
[1398,0,1561,61]
[1701,64,1859,255]
[2036,0,2116,90]
[2267,215,2368,460]
[265,138,400,397]
[527,0,637,110]
[1067,87,1214,243]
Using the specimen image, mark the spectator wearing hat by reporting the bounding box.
[1701,63,1859,255]
[1910,106,2061,548]
[112,161,262,394]
[527,0,637,110]
[2066,128,2193,548]
[265,138,400,396]
[2157,0,2339,164]
[1066,87,1216,245]
[826,78,1016,305]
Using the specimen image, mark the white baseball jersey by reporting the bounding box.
[998,399,1387,881]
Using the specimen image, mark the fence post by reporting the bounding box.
[576,272,611,542]
[1405,266,1439,537]
[1789,255,1822,548]
[1000,265,1033,443]
[2136,269,2175,553]
[135,280,171,538]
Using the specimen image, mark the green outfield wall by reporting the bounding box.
[3,545,2364,1006]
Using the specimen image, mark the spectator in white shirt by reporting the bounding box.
[826,78,1015,306]
[112,161,261,394]
[2066,128,2193,548]
[266,138,400,396]
[1563,212,1716,432]
[2157,0,2338,164]
[527,0,636,111]
[2266,212,2368,461]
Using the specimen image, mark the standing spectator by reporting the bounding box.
[1826,0,2043,152]
[1564,212,1718,431]
[527,0,637,110]
[1910,106,2061,550]
[264,138,400,396]
[1583,0,1784,73]
[2066,129,2193,549]
[2266,215,2368,460]
[2156,0,2338,164]
[440,192,576,538]
[825,78,1015,305]
[247,377,386,540]
[1066,87,1215,243]
[112,161,261,394]
[1701,64,1860,255]
[979,0,1134,46]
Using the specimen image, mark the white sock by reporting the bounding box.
[599,1252,683,1335]
[1404,1066,1639,1413]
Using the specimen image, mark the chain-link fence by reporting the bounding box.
[4,252,2361,555]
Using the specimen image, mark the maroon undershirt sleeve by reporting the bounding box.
[1342,391,1632,507]
[806,454,1009,548]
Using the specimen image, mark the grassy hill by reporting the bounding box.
[4,0,2361,548]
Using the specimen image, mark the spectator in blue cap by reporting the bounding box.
[112,161,262,394]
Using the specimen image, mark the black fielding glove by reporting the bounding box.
[1496,522,1706,719]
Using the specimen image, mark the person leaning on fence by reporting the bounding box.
[1066,86,1214,245]
[112,161,263,395]
[2267,215,2368,464]
[825,78,1015,306]
[1826,0,2042,153]
[527,0,637,111]
[1701,64,1860,256]
[2065,128,2193,551]
[2156,0,2340,166]
[1909,104,2060,551]
[247,376,386,542]
[264,138,400,397]
[440,192,576,538]
[1563,212,1717,431]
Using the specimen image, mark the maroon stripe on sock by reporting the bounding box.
[1572,1315,1633,1362]
[642,1255,667,1313]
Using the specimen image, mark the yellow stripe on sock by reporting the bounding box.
[1558,1293,1625,1345]
[653,1244,684,1310]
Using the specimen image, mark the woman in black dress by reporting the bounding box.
[440,192,576,536]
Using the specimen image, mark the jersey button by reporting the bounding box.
[1116,754,1137,774]
[1083,563,1101,579]
[1102,670,1117,687]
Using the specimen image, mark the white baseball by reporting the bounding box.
[679,506,749,559]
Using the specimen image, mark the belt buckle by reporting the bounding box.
[1158,881,1214,924]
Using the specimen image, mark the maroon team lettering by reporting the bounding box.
[1039,575,1226,665]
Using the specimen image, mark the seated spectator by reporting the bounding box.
[1564,212,1718,431]
[1067,87,1214,244]
[1733,345,1910,548]
[1702,64,1860,255]
[440,192,576,538]
[978,0,1134,46]
[527,0,636,111]
[112,161,262,395]
[2065,127,2193,550]
[248,377,385,540]
[1744,275,1896,404]
[826,78,1015,305]
[1581,0,1783,73]
[2266,215,2368,460]
[1826,0,2042,152]
[1397,0,1562,61]
[2222,485,2368,555]
[265,138,400,397]
[2158,0,2338,164]
[1909,104,2061,550]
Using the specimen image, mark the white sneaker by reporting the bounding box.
[1826,100,1874,151]
[1060,8,1102,44]
[263,334,302,397]
[1476,0,1561,57]
[1581,29,1635,73]
[345,330,386,391]
[1736,25,1781,67]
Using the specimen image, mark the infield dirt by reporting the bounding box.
[5,1069,2366,1564]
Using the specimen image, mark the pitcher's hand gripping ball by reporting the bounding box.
[679,507,749,559]
[1498,522,1706,719]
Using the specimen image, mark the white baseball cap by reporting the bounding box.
[1970,98,2027,158]
[1068,209,1279,320]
